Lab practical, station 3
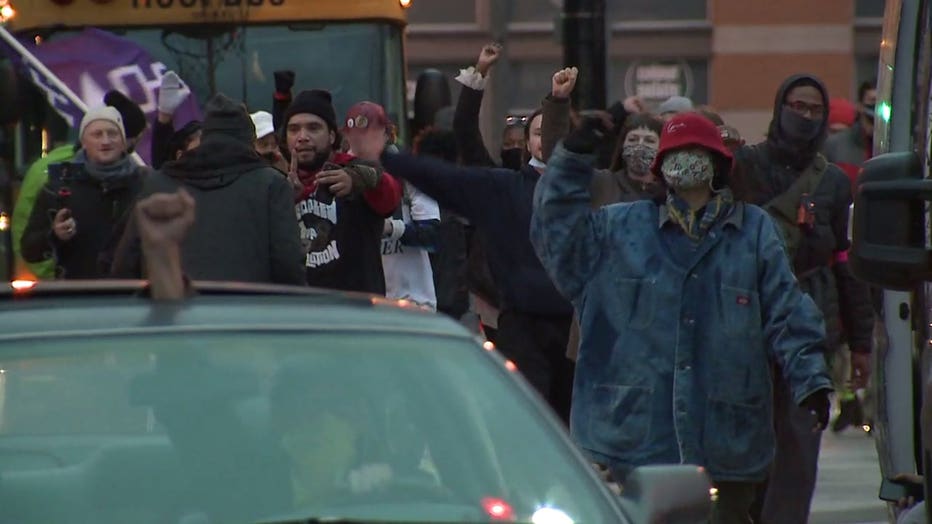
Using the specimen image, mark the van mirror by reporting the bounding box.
[850,151,932,289]
[618,465,712,523]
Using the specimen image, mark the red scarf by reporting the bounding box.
[295,152,356,201]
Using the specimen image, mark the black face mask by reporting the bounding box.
[261,152,279,164]
[779,106,822,142]
[500,148,523,171]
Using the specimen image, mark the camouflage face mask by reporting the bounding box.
[621,144,657,176]
[660,149,715,190]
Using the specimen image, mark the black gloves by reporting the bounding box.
[563,115,608,155]
[274,70,296,93]
[800,389,831,432]
[606,101,631,131]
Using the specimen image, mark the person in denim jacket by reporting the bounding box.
[531,113,833,523]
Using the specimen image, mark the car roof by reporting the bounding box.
[0,280,475,342]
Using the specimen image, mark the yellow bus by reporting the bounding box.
[1,0,411,170]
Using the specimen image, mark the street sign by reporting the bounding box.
[624,59,693,107]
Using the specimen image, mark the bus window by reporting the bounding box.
[38,23,406,138]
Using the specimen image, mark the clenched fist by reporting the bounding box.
[476,42,503,76]
[552,67,579,99]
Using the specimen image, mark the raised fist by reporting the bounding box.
[476,43,503,76]
[552,67,579,99]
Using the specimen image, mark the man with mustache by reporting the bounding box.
[284,89,402,293]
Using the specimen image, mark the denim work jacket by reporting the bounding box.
[530,145,833,482]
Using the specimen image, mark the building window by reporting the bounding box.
[857,56,880,87]
[608,0,706,21]
[406,0,477,24]
[510,0,561,24]
[511,0,706,25]
[856,0,886,18]
[508,61,562,112]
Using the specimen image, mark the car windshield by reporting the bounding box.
[0,331,620,523]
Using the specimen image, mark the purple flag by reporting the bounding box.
[2,28,201,165]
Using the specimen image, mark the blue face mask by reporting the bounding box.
[779,106,822,141]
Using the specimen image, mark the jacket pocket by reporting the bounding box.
[586,384,652,455]
[604,277,655,332]
[703,398,773,475]
[721,285,761,337]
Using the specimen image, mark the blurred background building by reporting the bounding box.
[405,0,884,144]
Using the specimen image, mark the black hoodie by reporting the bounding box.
[765,74,830,171]
[111,101,306,285]
[732,74,874,353]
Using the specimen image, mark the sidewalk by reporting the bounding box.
[810,429,888,523]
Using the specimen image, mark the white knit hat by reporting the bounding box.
[250,110,275,139]
[79,106,126,142]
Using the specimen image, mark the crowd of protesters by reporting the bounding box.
[8,41,883,523]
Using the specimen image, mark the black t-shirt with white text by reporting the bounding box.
[296,191,386,294]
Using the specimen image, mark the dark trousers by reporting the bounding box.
[712,482,759,524]
[750,369,821,523]
[496,310,574,423]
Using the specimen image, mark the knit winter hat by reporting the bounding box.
[104,90,146,139]
[657,96,694,116]
[250,110,275,139]
[283,89,338,132]
[201,93,256,144]
[79,106,126,142]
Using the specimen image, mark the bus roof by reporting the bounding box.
[7,0,408,32]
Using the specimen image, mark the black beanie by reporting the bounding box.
[283,89,338,132]
[167,120,202,157]
[104,90,146,139]
[201,93,256,144]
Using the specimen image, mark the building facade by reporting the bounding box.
[405,0,883,145]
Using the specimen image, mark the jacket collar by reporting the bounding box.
[658,198,744,230]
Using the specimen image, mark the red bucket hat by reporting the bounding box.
[650,112,734,176]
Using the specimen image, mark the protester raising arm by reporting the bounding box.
[153,71,192,169]
[136,190,195,300]
[540,67,577,163]
[452,43,501,168]
[380,151,511,230]
[530,118,611,302]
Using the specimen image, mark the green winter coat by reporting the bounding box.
[13,144,75,279]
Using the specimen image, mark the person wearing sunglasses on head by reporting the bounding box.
[731,74,875,524]
[453,43,536,172]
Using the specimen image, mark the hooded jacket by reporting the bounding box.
[733,74,874,352]
[111,101,306,286]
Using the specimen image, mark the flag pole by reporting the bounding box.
[0,26,146,166]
